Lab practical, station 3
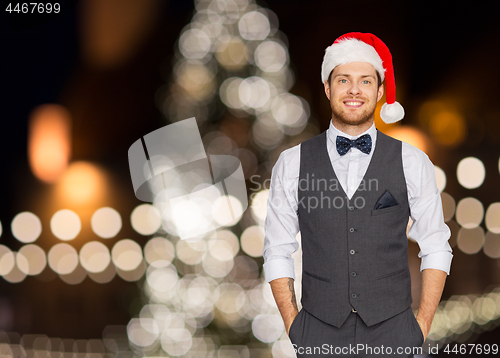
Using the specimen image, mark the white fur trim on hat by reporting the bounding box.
[321,38,385,83]
[380,101,404,123]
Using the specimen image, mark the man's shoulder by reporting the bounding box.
[271,143,301,181]
[399,140,436,176]
[278,142,301,162]
[401,141,431,163]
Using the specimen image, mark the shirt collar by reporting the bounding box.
[327,120,377,153]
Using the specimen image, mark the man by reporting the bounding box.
[263,32,453,357]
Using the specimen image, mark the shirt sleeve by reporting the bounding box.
[262,147,301,283]
[403,143,453,275]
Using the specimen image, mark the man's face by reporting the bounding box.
[324,62,384,126]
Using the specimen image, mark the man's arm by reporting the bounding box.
[270,277,299,335]
[262,148,301,334]
[416,268,447,341]
[402,144,453,341]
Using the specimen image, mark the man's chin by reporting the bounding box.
[334,114,372,126]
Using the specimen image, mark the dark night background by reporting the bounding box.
[1,0,499,356]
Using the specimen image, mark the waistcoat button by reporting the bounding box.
[348,206,354,211]
[351,271,357,276]
[351,293,357,298]
[349,228,355,233]
[350,249,356,255]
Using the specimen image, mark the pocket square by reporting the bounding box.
[374,190,399,210]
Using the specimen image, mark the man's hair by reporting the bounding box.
[327,69,383,89]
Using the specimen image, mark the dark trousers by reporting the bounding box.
[288,305,425,357]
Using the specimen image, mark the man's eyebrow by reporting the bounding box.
[333,74,376,79]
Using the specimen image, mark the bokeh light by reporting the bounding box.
[456,197,484,229]
[220,77,245,110]
[457,157,485,189]
[254,40,288,73]
[250,190,269,224]
[79,241,111,273]
[111,239,143,271]
[441,192,456,222]
[485,203,500,234]
[212,194,244,227]
[418,101,466,147]
[50,209,82,241]
[0,245,15,276]
[144,237,175,267]
[11,212,42,244]
[57,161,106,205]
[239,76,272,109]
[271,93,309,134]
[28,104,71,183]
[457,227,485,254]
[252,314,283,343]
[435,165,446,192]
[428,110,466,147]
[385,125,430,154]
[127,318,159,349]
[3,255,27,283]
[202,248,234,278]
[176,61,216,101]
[146,264,178,295]
[214,283,245,314]
[252,114,285,150]
[91,207,122,239]
[483,232,500,259]
[208,235,237,262]
[17,244,47,275]
[160,327,193,357]
[131,204,161,236]
[176,239,205,265]
[240,226,265,257]
[215,36,248,71]
[238,11,270,40]
[48,243,79,275]
[178,28,212,60]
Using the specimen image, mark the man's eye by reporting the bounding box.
[362,80,371,84]
[339,79,347,83]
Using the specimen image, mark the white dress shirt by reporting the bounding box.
[263,121,453,283]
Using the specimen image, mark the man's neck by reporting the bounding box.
[330,118,374,137]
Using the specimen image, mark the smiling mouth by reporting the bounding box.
[343,100,364,108]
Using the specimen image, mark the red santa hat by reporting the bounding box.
[321,32,404,123]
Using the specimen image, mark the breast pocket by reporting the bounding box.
[371,203,401,216]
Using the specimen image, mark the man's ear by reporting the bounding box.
[324,80,331,100]
[377,82,384,102]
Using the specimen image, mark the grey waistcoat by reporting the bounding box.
[297,129,412,328]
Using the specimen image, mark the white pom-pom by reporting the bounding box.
[380,101,404,123]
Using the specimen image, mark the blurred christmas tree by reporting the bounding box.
[126,0,310,357]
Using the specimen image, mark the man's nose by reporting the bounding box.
[347,82,361,96]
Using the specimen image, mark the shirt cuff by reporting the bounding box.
[420,251,453,275]
[263,257,295,283]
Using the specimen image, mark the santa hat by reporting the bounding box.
[321,32,404,123]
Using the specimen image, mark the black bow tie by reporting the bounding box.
[336,134,372,155]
